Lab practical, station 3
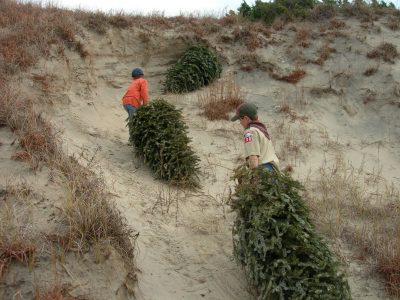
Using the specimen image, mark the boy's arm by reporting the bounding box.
[141,80,149,105]
[243,129,261,169]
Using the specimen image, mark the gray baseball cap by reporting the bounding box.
[231,102,258,121]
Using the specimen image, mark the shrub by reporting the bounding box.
[163,46,222,93]
[278,68,306,83]
[198,77,244,120]
[238,0,316,24]
[128,99,200,187]
[314,43,336,65]
[231,168,352,300]
[367,42,398,63]
[308,3,337,21]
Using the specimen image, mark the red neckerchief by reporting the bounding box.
[247,121,270,140]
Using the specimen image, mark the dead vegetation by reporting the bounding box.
[277,99,308,122]
[232,23,269,51]
[198,77,244,120]
[329,18,346,30]
[314,43,336,65]
[304,154,400,296]
[0,197,36,278]
[363,64,379,76]
[0,82,137,289]
[35,283,87,300]
[385,15,400,30]
[278,68,306,84]
[367,42,398,63]
[295,28,311,48]
[273,118,312,165]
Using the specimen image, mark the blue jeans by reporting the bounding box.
[124,104,136,118]
[260,162,275,171]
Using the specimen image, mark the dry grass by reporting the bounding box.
[233,24,266,51]
[314,43,336,65]
[35,283,86,300]
[304,154,400,296]
[0,1,80,76]
[0,84,58,169]
[367,42,399,63]
[56,154,137,259]
[0,82,136,263]
[150,184,186,223]
[329,18,346,30]
[363,66,379,76]
[272,18,285,31]
[198,77,244,120]
[385,16,400,30]
[277,99,308,122]
[272,119,312,165]
[32,74,55,95]
[308,4,337,21]
[278,68,306,84]
[0,202,36,278]
[295,28,311,48]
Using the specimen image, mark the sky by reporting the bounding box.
[29,0,256,16]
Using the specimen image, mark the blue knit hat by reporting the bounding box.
[132,68,144,77]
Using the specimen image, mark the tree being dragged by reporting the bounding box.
[128,99,200,187]
[164,46,222,93]
[231,168,352,300]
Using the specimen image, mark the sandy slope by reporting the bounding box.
[5,15,399,299]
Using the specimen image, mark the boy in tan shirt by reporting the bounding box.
[231,102,279,171]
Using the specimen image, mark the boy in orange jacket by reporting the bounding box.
[122,68,148,118]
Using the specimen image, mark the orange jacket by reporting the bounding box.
[122,78,148,108]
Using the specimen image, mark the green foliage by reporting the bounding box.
[128,99,200,187]
[231,168,352,300]
[238,0,397,24]
[239,0,316,24]
[164,46,222,93]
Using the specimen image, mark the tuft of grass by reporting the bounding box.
[272,18,285,31]
[32,74,54,95]
[233,23,268,51]
[197,77,244,120]
[367,42,398,63]
[308,4,337,21]
[295,28,310,48]
[11,150,31,162]
[278,68,306,84]
[329,18,346,29]
[35,283,85,300]
[386,16,400,30]
[314,43,335,65]
[363,66,379,76]
[0,203,36,278]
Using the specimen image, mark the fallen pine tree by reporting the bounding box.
[231,168,352,300]
[128,99,200,188]
[163,45,222,93]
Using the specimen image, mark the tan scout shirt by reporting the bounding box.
[243,127,280,169]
